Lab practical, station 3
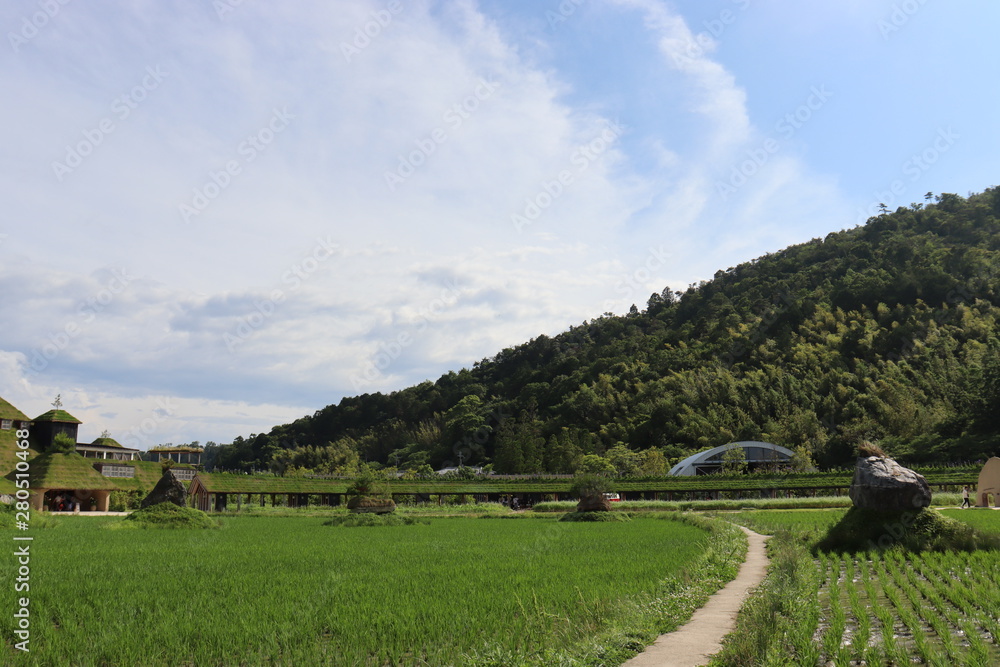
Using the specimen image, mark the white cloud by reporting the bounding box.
[0,0,854,447]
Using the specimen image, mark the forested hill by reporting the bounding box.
[217,189,1000,474]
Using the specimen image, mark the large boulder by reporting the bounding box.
[849,456,931,511]
[576,494,612,512]
[140,470,188,508]
[347,496,396,514]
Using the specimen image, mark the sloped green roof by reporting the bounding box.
[191,473,350,494]
[12,452,115,490]
[90,437,124,449]
[0,438,39,483]
[33,409,82,424]
[94,460,179,492]
[0,397,30,422]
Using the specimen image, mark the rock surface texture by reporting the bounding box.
[849,455,931,511]
[141,470,188,508]
[347,496,396,514]
[576,494,612,512]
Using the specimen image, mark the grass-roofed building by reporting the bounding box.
[31,406,82,452]
[0,396,34,475]
[77,433,141,461]
[0,396,182,509]
[17,451,117,511]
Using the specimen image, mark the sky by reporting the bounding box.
[0,0,997,450]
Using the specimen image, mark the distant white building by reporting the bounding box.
[435,466,486,475]
[669,441,795,476]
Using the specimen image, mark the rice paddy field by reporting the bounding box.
[1,513,744,666]
[710,508,1000,666]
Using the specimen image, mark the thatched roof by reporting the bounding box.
[0,396,30,422]
[33,409,82,424]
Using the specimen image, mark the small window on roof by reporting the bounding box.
[1,419,11,430]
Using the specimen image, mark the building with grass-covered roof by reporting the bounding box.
[0,395,191,509]
[77,432,140,461]
[147,445,203,466]
[0,396,31,432]
[31,406,82,453]
[17,451,117,511]
[0,396,34,476]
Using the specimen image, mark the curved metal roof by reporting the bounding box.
[668,441,795,476]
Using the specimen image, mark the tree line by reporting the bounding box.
[213,189,1000,476]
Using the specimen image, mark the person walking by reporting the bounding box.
[961,485,972,509]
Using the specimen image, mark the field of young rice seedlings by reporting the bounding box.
[711,509,1000,666]
[1,514,742,666]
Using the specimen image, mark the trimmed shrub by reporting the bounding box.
[814,507,1000,553]
[119,502,218,529]
[323,514,428,528]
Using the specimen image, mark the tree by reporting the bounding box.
[576,454,615,475]
[721,445,748,474]
[788,445,817,472]
[639,448,668,476]
[444,395,492,465]
[493,410,544,473]
[544,429,583,473]
[606,445,642,476]
[51,432,77,454]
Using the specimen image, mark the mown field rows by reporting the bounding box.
[712,509,1000,666]
[1,514,744,666]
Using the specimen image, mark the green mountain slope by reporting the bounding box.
[219,189,1000,473]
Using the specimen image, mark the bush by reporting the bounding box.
[323,514,429,528]
[118,502,218,529]
[109,490,143,512]
[814,507,1000,553]
[559,511,631,523]
[567,474,612,499]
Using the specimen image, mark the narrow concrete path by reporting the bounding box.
[622,526,770,667]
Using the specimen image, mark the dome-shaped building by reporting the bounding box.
[668,441,796,476]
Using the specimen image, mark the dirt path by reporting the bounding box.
[621,526,770,667]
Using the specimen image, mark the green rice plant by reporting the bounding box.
[917,551,1000,666]
[856,556,885,666]
[842,556,871,664]
[532,496,858,513]
[822,554,846,662]
[880,553,946,665]
[942,508,1000,535]
[0,513,744,666]
[867,553,908,665]
[899,558,962,664]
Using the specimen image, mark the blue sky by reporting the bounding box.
[0,0,996,448]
